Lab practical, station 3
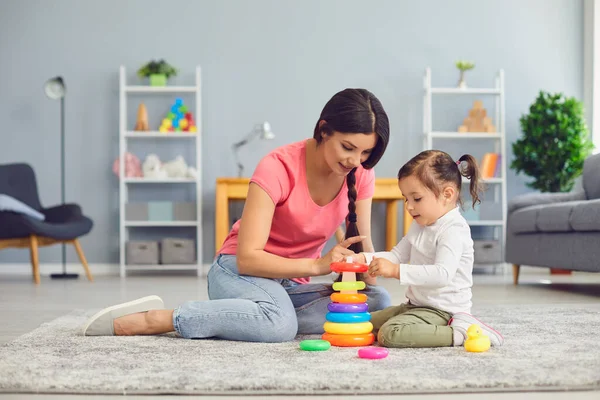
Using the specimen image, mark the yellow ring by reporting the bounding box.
[332,281,366,291]
[323,321,373,335]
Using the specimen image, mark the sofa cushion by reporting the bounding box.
[583,153,600,200]
[570,199,600,231]
[509,200,600,234]
[536,202,575,232]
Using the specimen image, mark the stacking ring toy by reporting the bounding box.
[326,312,371,323]
[299,339,331,351]
[324,321,373,335]
[330,293,368,304]
[332,281,366,291]
[328,302,368,313]
[322,332,375,347]
[330,262,368,273]
[358,347,389,359]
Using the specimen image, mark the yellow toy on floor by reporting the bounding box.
[464,324,491,352]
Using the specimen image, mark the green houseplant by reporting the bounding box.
[455,60,475,89]
[137,59,178,86]
[511,91,593,193]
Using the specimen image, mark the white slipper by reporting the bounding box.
[82,295,164,336]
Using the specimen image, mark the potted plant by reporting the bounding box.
[511,91,593,193]
[455,60,475,89]
[137,59,178,86]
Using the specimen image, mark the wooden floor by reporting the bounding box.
[1,266,599,399]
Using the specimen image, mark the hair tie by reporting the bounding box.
[456,160,461,165]
[348,213,357,223]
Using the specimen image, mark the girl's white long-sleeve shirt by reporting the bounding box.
[363,207,473,314]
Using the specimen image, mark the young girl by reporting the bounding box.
[355,150,504,348]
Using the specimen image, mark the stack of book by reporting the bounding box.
[480,153,501,178]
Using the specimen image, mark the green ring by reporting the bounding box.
[299,339,331,351]
[332,281,366,291]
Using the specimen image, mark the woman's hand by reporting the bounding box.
[368,256,400,279]
[312,236,366,276]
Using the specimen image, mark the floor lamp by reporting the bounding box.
[44,76,78,279]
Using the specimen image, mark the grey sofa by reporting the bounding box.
[505,152,600,284]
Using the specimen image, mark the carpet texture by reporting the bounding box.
[1,304,600,395]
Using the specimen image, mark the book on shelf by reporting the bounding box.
[480,152,501,178]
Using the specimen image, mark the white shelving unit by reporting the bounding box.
[423,67,507,266]
[118,65,202,277]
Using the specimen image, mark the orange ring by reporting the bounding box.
[330,293,368,303]
[322,332,375,347]
[330,262,368,273]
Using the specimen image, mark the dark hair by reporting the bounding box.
[314,89,390,257]
[397,150,484,209]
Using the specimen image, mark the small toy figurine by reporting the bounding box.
[464,324,491,353]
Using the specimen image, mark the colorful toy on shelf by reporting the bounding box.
[464,324,491,353]
[322,258,374,347]
[458,100,496,133]
[159,98,197,133]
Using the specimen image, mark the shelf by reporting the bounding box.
[119,65,203,279]
[125,221,198,227]
[467,220,504,226]
[428,132,502,139]
[429,88,501,95]
[463,177,504,184]
[125,86,197,93]
[125,264,199,271]
[125,131,197,138]
[123,178,196,183]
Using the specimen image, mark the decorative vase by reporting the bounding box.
[457,71,467,89]
[149,74,167,87]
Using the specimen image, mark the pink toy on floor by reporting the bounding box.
[112,152,142,178]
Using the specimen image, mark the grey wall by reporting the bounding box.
[0,0,584,264]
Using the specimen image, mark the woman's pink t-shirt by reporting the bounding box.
[218,140,375,284]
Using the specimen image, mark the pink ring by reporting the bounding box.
[358,347,389,359]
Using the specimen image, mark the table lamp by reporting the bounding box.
[231,121,275,177]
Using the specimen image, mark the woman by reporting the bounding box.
[84,88,392,342]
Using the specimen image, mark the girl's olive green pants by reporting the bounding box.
[370,303,454,348]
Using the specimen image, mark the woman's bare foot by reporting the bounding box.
[114,309,175,336]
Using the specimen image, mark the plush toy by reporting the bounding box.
[112,152,142,178]
[142,154,168,179]
[163,155,198,178]
[162,156,187,178]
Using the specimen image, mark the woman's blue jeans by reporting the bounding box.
[172,254,392,342]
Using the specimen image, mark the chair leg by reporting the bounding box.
[72,239,93,282]
[512,264,520,285]
[29,235,40,284]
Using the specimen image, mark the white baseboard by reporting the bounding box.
[0,263,212,276]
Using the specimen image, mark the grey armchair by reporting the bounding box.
[0,163,94,284]
[505,152,600,284]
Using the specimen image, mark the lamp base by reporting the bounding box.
[50,272,79,280]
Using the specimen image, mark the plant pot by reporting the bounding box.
[149,74,167,87]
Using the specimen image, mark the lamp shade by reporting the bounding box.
[44,76,66,100]
[259,121,275,140]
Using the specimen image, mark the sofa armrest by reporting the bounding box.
[508,191,586,213]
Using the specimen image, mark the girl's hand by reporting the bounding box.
[351,252,367,265]
[312,236,366,276]
[368,256,400,279]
